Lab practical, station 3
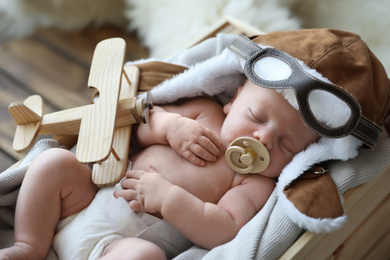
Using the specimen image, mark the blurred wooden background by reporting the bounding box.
[0,26,149,172]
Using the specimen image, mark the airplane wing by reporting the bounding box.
[76,38,126,164]
[92,65,140,186]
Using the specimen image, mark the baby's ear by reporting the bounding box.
[223,103,232,115]
[223,86,243,114]
[223,86,242,115]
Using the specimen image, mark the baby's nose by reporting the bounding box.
[254,129,274,150]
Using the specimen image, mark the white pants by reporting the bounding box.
[53,185,192,260]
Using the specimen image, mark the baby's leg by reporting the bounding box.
[101,238,166,260]
[0,148,98,260]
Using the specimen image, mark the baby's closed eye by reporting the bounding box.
[249,108,266,123]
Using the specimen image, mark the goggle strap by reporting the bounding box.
[228,35,263,59]
[351,115,382,149]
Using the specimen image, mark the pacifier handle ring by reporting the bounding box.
[225,146,254,174]
[225,137,270,174]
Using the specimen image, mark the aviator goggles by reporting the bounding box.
[228,35,382,149]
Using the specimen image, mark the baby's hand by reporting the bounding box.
[166,117,223,166]
[114,168,172,213]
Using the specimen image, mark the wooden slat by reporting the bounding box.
[86,26,149,61]
[0,37,92,109]
[34,29,103,66]
[35,26,149,65]
[183,15,264,52]
[338,194,390,259]
[363,230,390,260]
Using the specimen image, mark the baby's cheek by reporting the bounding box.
[266,154,290,178]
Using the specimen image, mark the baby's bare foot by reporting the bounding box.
[0,242,43,260]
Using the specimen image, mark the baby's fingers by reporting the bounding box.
[129,200,143,212]
[114,189,137,201]
[190,142,217,163]
[125,169,146,179]
[197,135,223,158]
[120,177,138,190]
[182,149,206,167]
[202,130,223,154]
[114,190,144,212]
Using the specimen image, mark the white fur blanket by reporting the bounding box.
[1,34,390,259]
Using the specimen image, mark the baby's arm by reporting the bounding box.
[134,98,224,166]
[115,170,275,249]
[162,175,275,248]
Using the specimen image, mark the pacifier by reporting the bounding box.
[225,137,270,174]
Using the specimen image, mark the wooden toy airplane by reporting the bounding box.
[8,38,153,187]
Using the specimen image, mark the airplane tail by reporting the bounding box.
[8,95,43,152]
[9,95,42,124]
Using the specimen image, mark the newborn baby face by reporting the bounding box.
[220,81,319,178]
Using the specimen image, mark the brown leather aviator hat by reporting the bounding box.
[230,29,390,149]
[134,28,390,232]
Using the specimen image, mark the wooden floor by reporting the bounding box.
[0,26,149,172]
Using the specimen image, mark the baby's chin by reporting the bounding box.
[258,164,282,179]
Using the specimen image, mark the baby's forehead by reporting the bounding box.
[242,81,288,101]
